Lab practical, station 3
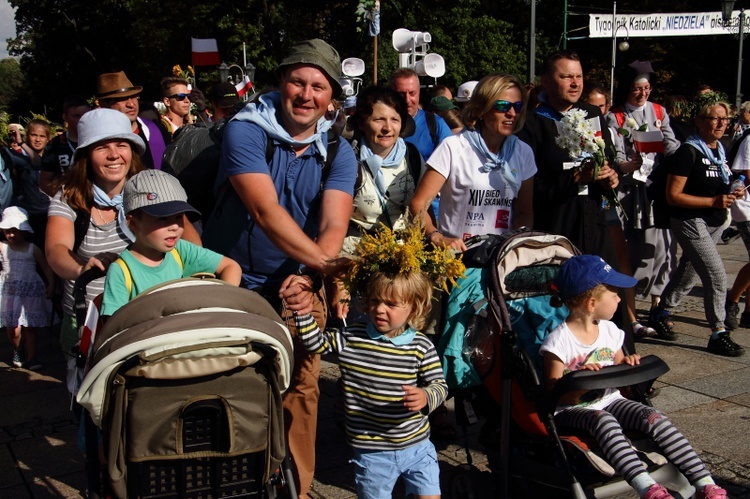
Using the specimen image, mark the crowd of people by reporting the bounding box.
[1,38,744,499]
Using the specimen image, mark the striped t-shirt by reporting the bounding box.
[296,314,448,450]
[48,191,132,317]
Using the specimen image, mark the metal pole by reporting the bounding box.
[563,0,568,49]
[610,1,617,100]
[737,9,745,110]
[529,0,536,83]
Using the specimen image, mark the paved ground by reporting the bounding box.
[2,238,750,498]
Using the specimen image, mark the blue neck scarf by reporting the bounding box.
[685,134,729,184]
[366,321,417,345]
[231,91,335,160]
[464,128,520,196]
[358,138,408,197]
[92,184,135,242]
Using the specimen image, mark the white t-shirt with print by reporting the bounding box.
[427,130,537,240]
[539,319,625,415]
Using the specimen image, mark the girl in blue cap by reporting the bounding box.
[540,255,726,499]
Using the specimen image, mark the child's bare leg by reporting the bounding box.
[24,327,38,361]
[7,326,21,349]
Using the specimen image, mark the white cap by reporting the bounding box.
[455,80,479,103]
[0,206,34,233]
[74,108,146,161]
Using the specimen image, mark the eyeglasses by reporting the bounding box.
[168,93,191,101]
[492,100,523,113]
[704,117,731,124]
[632,86,652,94]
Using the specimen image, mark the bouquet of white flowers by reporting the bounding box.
[555,108,623,215]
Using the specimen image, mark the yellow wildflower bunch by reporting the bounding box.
[342,221,466,301]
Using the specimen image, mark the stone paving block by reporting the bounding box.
[650,385,715,414]
[11,428,85,485]
[0,484,30,498]
[667,400,750,467]
[0,385,71,428]
[675,366,750,399]
[28,473,86,499]
[726,392,750,408]
[0,444,22,489]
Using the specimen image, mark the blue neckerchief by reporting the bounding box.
[231,91,335,160]
[464,128,520,196]
[684,134,729,184]
[534,102,564,121]
[92,184,135,242]
[358,138,408,197]
[366,321,417,345]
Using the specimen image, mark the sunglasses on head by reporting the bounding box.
[168,93,191,101]
[492,100,523,113]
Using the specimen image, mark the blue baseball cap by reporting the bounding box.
[554,255,636,300]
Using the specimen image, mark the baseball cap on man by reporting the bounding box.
[96,71,143,99]
[213,82,240,108]
[277,39,343,97]
[123,170,200,218]
[553,255,636,301]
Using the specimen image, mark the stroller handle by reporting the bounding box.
[73,267,106,326]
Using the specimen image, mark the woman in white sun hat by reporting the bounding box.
[0,206,54,370]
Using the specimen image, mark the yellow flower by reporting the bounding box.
[172,64,182,77]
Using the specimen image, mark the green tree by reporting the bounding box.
[0,58,24,112]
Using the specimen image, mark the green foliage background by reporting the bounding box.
[0,0,747,120]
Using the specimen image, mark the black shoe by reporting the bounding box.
[648,309,678,341]
[741,311,750,328]
[707,333,746,357]
[721,226,740,244]
[726,300,740,330]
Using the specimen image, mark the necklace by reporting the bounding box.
[94,207,108,224]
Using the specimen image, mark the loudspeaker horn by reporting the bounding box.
[342,58,365,77]
[414,53,445,78]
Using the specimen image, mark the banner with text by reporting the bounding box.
[589,10,750,38]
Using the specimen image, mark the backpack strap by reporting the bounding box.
[653,103,664,122]
[73,208,91,254]
[424,111,439,148]
[112,248,183,300]
[405,142,423,183]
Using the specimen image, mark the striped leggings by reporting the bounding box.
[661,217,728,330]
[555,398,709,485]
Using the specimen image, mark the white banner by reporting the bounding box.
[589,10,750,38]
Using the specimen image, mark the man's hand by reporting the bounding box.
[189,89,207,112]
[279,274,315,315]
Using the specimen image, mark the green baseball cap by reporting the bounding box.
[277,39,343,97]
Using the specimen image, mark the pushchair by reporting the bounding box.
[442,229,695,498]
[74,273,296,499]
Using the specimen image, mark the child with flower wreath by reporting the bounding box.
[294,223,464,499]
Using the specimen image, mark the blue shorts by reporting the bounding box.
[351,439,441,498]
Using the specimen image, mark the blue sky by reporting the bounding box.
[0,0,15,59]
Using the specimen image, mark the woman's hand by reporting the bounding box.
[81,252,119,275]
[279,274,315,315]
[596,162,619,189]
[619,153,643,174]
[714,194,737,209]
[430,232,467,252]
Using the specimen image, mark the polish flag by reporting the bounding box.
[235,75,253,97]
[191,38,220,66]
[632,130,665,154]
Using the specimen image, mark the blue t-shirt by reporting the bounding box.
[219,120,357,289]
[405,109,452,162]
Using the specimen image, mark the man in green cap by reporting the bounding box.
[204,39,357,497]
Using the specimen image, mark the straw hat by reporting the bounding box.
[0,206,34,233]
[96,71,143,99]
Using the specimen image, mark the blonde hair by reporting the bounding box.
[463,74,528,132]
[362,271,433,331]
[695,101,731,119]
[563,284,608,311]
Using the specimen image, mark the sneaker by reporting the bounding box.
[697,484,727,499]
[11,349,22,368]
[721,226,740,244]
[648,309,678,341]
[740,311,750,328]
[22,357,42,371]
[633,321,657,339]
[707,333,746,357]
[644,483,674,499]
[725,299,740,330]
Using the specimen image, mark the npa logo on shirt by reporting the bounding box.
[495,209,510,229]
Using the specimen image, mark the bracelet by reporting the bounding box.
[424,229,442,242]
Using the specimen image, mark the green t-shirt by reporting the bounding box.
[101,239,223,317]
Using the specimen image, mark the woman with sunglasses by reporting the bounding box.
[650,97,746,357]
[410,73,536,251]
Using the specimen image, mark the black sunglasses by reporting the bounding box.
[168,93,191,101]
[492,100,523,113]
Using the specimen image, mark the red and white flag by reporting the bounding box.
[191,38,220,66]
[632,130,665,154]
[235,75,253,97]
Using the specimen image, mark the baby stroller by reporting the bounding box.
[74,274,295,499]
[443,229,695,498]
